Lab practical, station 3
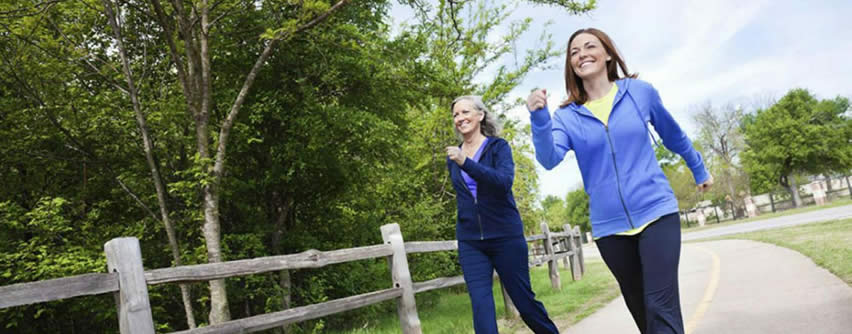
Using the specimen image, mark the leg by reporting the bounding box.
[596,233,646,332]
[492,236,559,334]
[638,213,684,334]
[459,240,498,334]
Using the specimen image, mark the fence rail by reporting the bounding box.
[0,222,585,334]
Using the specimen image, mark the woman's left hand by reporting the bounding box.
[446,146,466,166]
[697,175,714,192]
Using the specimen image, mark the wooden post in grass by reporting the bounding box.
[560,233,570,270]
[564,224,582,281]
[104,237,155,334]
[381,224,422,334]
[573,226,585,276]
[540,223,561,291]
[498,275,520,319]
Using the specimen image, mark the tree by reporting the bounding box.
[742,89,852,207]
[692,102,748,216]
[563,189,589,232]
[656,144,704,212]
[541,194,565,229]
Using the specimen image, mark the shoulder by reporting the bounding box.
[487,137,512,153]
[619,78,656,95]
[489,136,509,147]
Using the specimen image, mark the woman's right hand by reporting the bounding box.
[526,89,547,111]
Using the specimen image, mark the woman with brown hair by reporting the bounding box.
[527,28,713,334]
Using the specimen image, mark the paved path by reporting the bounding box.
[681,204,852,241]
[566,240,852,334]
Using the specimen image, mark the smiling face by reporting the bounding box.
[452,99,483,136]
[569,32,611,81]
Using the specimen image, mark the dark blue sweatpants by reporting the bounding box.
[458,236,559,334]
[595,213,684,334]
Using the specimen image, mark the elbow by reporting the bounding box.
[539,159,558,171]
[535,153,558,170]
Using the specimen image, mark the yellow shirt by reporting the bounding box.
[586,83,658,238]
[584,82,618,126]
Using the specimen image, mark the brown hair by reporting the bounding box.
[562,28,637,107]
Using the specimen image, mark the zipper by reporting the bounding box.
[604,125,635,229]
[461,179,483,240]
[459,139,492,240]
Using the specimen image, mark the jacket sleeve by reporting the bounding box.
[529,106,572,170]
[647,85,710,184]
[458,139,515,193]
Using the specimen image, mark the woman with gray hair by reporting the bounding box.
[446,95,559,333]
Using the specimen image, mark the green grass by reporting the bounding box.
[707,218,852,285]
[682,198,851,233]
[328,261,618,334]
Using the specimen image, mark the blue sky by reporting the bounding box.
[392,0,852,199]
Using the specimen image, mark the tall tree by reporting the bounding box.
[742,89,852,207]
[692,102,748,216]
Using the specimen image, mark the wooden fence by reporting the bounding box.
[0,222,585,334]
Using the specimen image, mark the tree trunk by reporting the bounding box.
[725,168,738,213]
[825,174,833,192]
[271,193,293,334]
[202,182,231,324]
[846,176,852,200]
[102,0,196,327]
[789,173,802,208]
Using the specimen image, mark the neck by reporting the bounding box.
[583,74,612,101]
[462,131,486,146]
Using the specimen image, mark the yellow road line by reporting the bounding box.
[685,245,721,334]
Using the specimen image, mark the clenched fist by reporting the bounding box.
[697,174,714,192]
[527,89,547,111]
[446,146,466,165]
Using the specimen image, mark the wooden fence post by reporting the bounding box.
[380,224,422,334]
[540,223,561,291]
[497,274,520,319]
[104,237,155,334]
[564,225,582,281]
[562,224,572,271]
[573,226,585,276]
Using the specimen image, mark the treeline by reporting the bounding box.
[0,0,596,333]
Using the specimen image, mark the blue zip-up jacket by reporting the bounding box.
[448,137,525,240]
[530,78,709,238]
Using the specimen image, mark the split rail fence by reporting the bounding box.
[0,222,585,334]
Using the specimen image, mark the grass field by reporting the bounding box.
[328,260,618,334]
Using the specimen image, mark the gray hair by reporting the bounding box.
[450,95,502,137]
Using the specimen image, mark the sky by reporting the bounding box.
[391,0,852,200]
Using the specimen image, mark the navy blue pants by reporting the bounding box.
[596,213,684,334]
[458,236,559,334]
